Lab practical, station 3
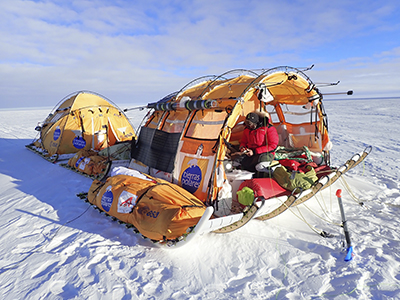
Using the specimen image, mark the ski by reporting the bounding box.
[25,143,59,162]
[212,197,265,233]
[76,192,215,247]
[201,146,371,234]
[255,146,371,221]
[60,162,113,181]
[158,207,214,248]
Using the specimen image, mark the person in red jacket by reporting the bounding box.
[239,112,279,173]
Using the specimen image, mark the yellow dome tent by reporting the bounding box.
[29,91,136,161]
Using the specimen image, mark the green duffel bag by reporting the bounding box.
[273,165,318,191]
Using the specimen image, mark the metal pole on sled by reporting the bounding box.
[336,189,354,261]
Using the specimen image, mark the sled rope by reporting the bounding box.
[320,183,332,214]
[339,170,400,214]
[339,176,366,207]
[287,149,371,230]
[273,190,333,236]
[280,148,372,235]
[293,206,324,236]
[301,196,341,227]
[310,192,342,226]
[255,146,371,231]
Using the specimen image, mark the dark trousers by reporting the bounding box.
[240,152,274,173]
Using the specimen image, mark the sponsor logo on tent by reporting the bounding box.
[72,136,86,149]
[181,158,202,194]
[53,127,61,141]
[117,127,127,134]
[75,156,84,168]
[117,191,137,214]
[137,205,159,218]
[101,186,113,212]
[78,157,90,171]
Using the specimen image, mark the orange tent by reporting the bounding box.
[32,91,136,160]
[130,67,332,204]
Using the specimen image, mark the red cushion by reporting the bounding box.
[314,165,333,179]
[238,178,291,200]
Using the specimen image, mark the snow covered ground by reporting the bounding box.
[0,98,399,299]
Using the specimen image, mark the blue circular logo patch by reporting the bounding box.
[72,136,86,149]
[181,165,202,194]
[101,190,113,212]
[53,128,61,141]
[75,156,84,168]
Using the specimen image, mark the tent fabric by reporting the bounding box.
[34,91,136,157]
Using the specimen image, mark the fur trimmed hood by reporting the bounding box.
[253,110,271,126]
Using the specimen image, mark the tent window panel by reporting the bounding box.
[131,126,180,173]
[161,111,188,133]
[185,110,226,140]
[265,104,280,124]
[146,112,163,129]
[269,111,280,124]
[48,112,66,124]
[279,104,319,125]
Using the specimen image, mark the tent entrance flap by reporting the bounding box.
[132,126,180,173]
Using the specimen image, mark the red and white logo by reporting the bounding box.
[117,191,137,213]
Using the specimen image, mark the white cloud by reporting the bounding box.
[0,0,399,108]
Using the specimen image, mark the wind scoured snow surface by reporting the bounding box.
[0,99,399,300]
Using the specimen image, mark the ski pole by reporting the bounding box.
[336,189,354,261]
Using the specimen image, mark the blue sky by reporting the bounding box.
[1,0,399,108]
